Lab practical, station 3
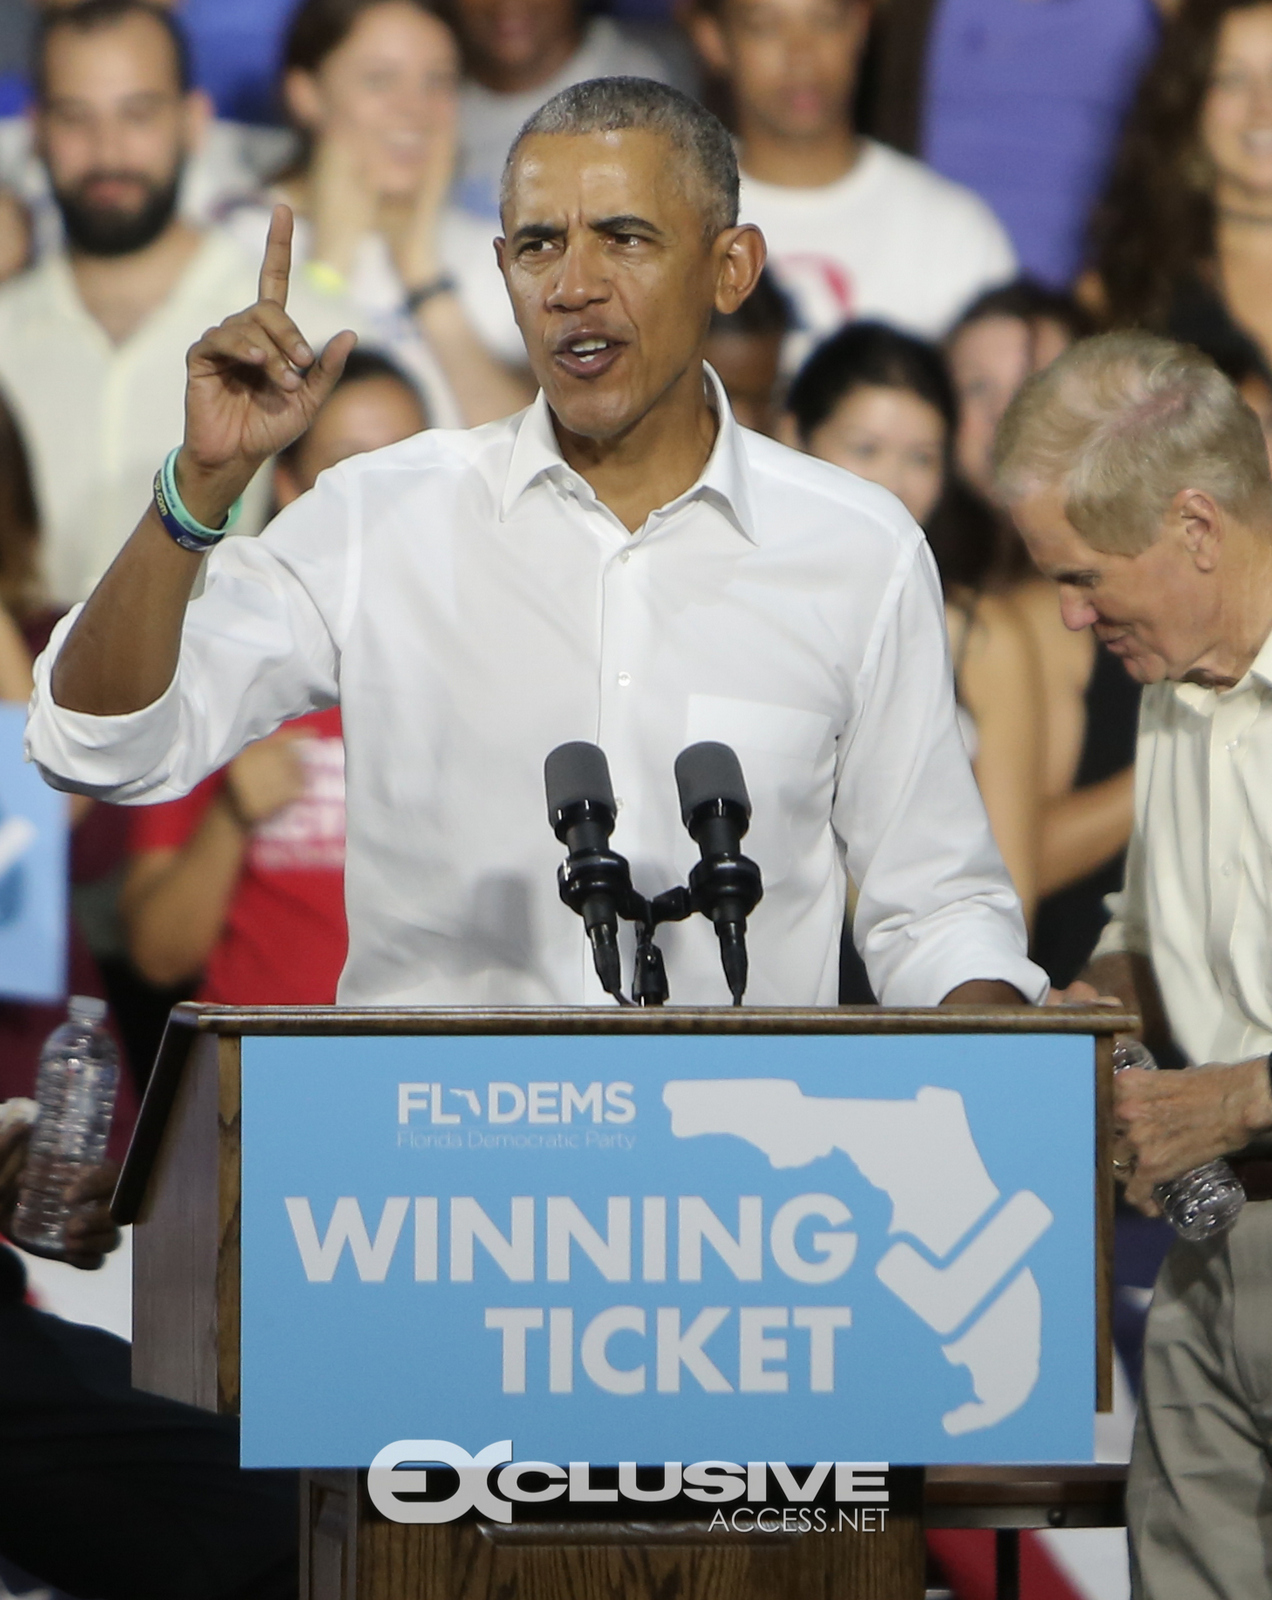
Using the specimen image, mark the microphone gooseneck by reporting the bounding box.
[545,741,762,1006]
[674,742,764,1004]
[544,742,632,1002]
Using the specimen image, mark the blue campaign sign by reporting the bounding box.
[240,1031,1095,1469]
[0,703,66,1003]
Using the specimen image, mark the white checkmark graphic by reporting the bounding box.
[875,1189,1054,1336]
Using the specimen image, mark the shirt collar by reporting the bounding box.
[1169,623,1272,709]
[500,363,758,544]
[1247,625,1272,692]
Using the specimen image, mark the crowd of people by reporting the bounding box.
[0,0,1239,1080]
[1,0,1271,1595]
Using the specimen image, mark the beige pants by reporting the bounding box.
[1128,1202,1272,1598]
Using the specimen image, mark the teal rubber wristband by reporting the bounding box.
[153,448,242,553]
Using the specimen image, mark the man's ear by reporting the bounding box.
[1175,487,1224,572]
[687,7,731,74]
[713,222,766,316]
[182,88,213,155]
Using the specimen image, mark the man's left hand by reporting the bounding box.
[1114,1057,1272,1214]
[940,980,1029,1005]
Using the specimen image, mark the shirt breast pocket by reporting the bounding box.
[683,696,836,887]
[685,694,833,768]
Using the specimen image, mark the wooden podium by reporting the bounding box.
[114,1002,1133,1600]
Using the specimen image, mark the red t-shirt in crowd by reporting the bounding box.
[129,708,348,1004]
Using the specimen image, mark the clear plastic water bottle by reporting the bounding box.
[1113,1040,1246,1242]
[10,996,118,1260]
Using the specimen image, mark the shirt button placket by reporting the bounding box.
[596,543,645,867]
[597,542,638,743]
[1206,699,1244,987]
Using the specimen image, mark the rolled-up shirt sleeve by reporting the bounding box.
[25,465,353,804]
[833,536,1049,1006]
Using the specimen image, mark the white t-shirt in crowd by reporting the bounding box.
[0,228,361,606]
[456,18,670,221]
[739,139,1017,354]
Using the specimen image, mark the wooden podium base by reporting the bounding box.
[301,1469,927,1600]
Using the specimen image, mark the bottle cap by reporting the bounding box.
[67,995,108,1023]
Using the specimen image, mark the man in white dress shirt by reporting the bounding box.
[997,331,1272,1600]
[26,77,1046,1011]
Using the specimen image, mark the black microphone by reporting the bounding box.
[674,742,763,1004]
[545,742,632,1001]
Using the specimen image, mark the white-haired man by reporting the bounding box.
[996,329,1272,1600]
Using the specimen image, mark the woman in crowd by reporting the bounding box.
[786,322,1044,926]
[945,285,1140,986]
[225,0,530,426]
[945,281,1095,501]
[1089,0,1272,369]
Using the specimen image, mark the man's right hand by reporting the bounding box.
[1115,1056,1272,1215]
[177,204,357,526]
[48,203,357,720]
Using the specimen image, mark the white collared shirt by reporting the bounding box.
[26,375,1046,1009]
[1094,631,1272,1064]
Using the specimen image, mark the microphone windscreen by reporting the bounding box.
[545,741,615,822]
[674,742,751,825]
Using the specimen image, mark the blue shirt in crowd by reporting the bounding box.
[922,0,1160,288]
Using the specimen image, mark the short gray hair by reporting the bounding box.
[993,330,1272,553]
[500,76,739,238]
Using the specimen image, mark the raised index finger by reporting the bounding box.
[258,202,294,309]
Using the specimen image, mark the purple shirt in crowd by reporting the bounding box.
[922,0,1159,288]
